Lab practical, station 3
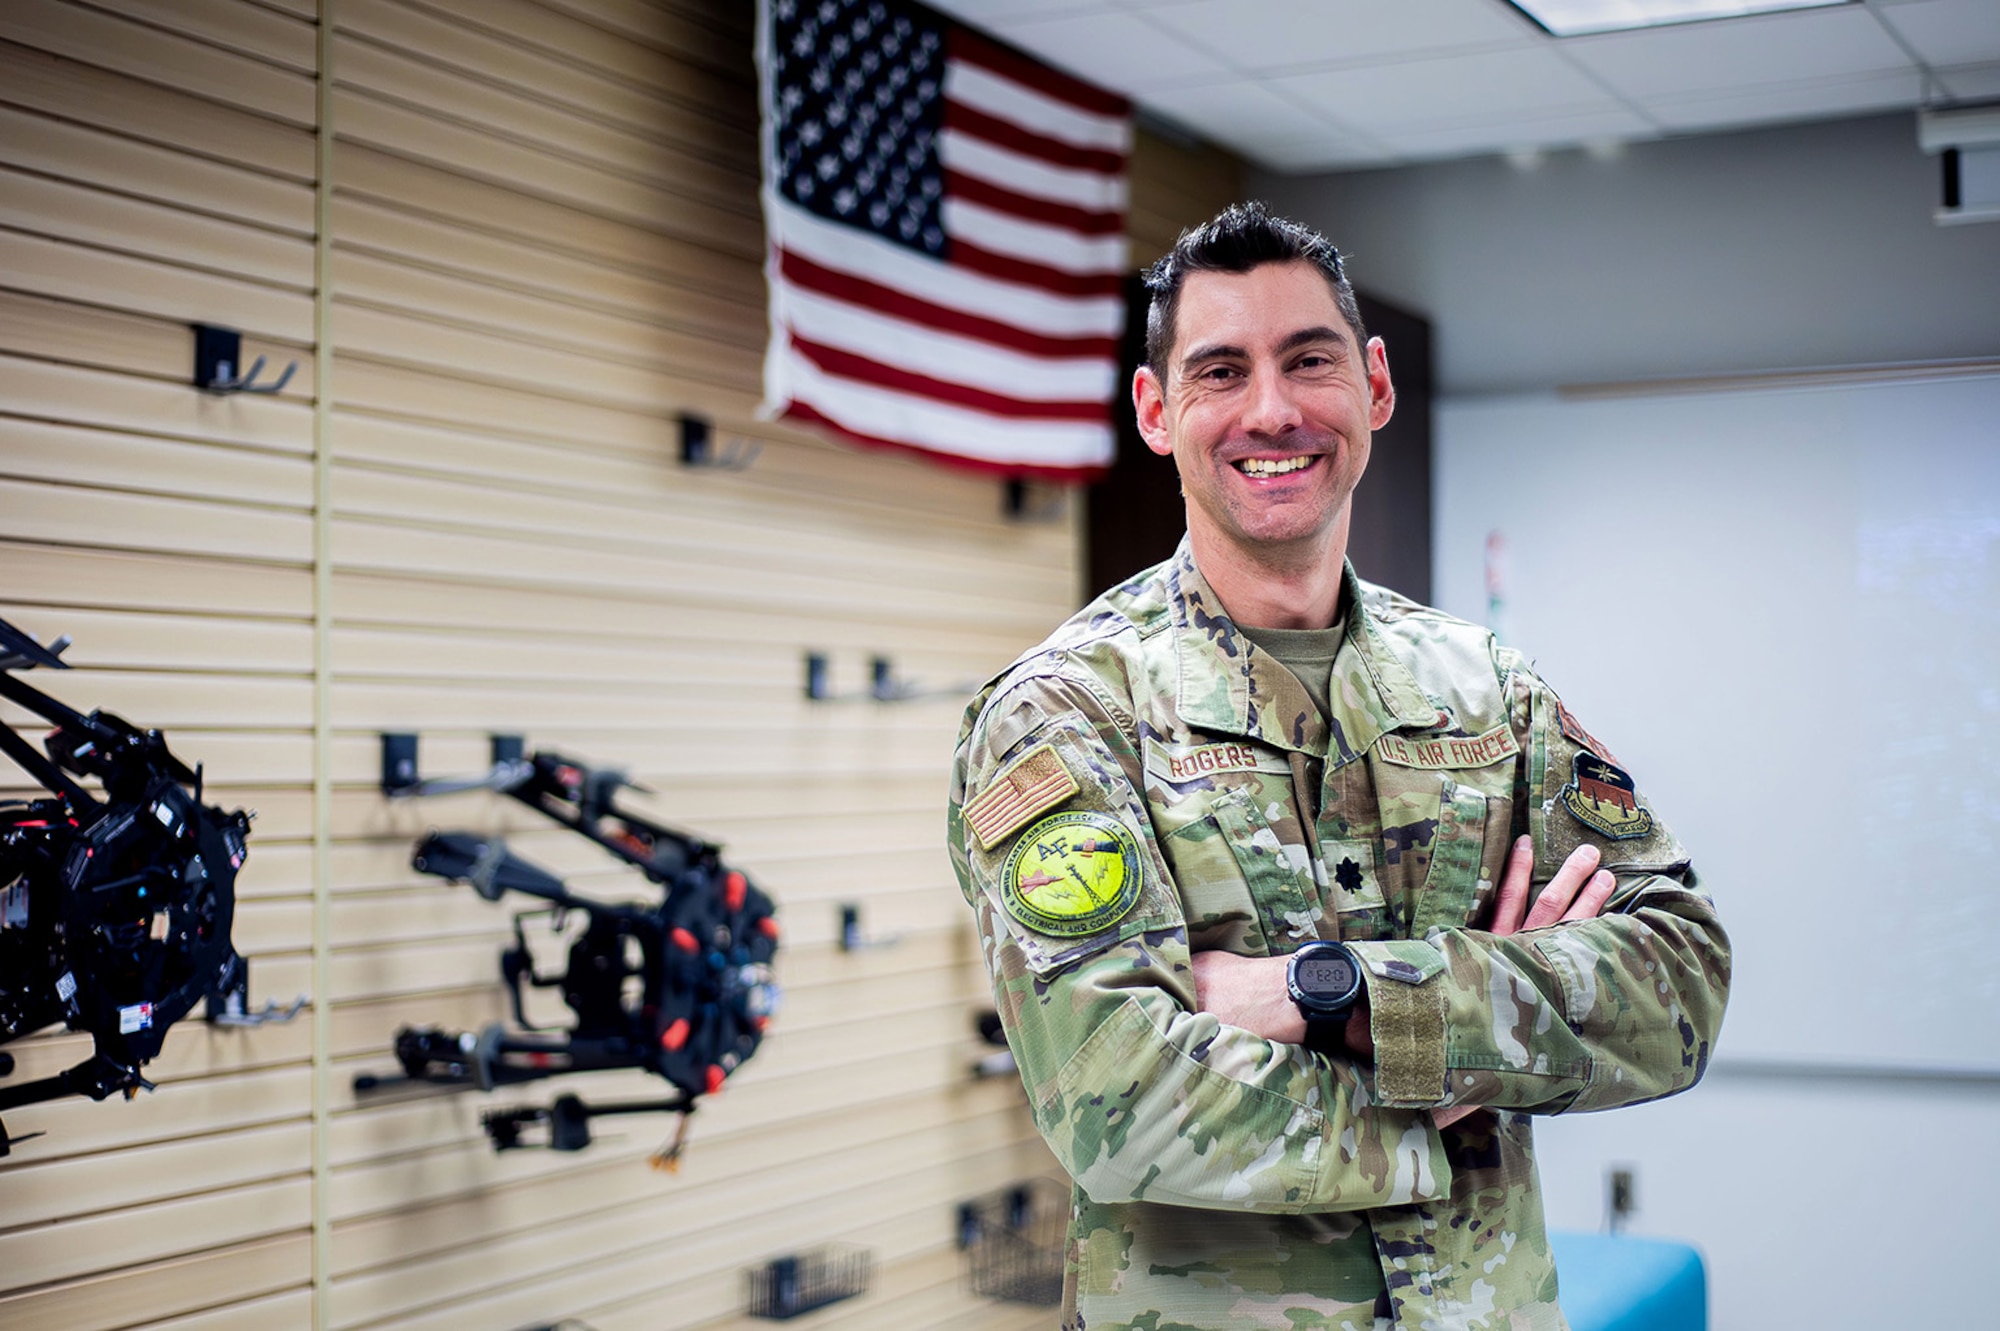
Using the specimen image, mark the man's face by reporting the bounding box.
[1134,260,1394,564]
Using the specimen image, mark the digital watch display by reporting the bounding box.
[1286,939,1365,1054]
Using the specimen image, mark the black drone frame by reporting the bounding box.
[355,739,779,1159]
[0,617,283,1157]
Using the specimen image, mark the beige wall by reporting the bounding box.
[0,4,1241,1328]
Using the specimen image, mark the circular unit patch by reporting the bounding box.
[1001,810,1142,938]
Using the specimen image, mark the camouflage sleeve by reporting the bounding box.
[949,667,1454,1214]
[1353,657,1732,1113]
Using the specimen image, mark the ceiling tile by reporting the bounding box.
[1250,137,1400,172]
[924,0,1122,24]
[1563,6,1914,99]
[1139,0,1536,74]
[1144,79,1362,142]
[1873,0,2000,68]
[1368,105,1660,160]
[1140,80,1393,169]
[1937,60,2000,100]
[1639,67,1924,130]
[975,10,1232,92]
[1274,45,1628,133]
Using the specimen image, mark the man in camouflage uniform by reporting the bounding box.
[947,203,1730,1331]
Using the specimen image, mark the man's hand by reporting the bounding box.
[1483,835,1616,936]
[1190,835,1621,1129]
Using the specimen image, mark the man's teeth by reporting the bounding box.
[1238,456,1312,476]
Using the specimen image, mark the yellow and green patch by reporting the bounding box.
[1002,810,1141,938]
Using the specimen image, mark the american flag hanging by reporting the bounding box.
[755,0,1131,481]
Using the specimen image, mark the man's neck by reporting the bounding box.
[1188,513,1350,630]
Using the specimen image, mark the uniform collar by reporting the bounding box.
[1167,540,1438,765]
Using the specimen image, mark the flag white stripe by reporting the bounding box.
[770,340,1115,465]
[945,61,1132,155]
[767,193,1124,335]
[778,284,1117,401]
[942,197,1128,276]
[940,129,1128,213]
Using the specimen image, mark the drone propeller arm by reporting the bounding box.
[411,832,581,907]
[0,1054,148,1113]
[0,714,96,812]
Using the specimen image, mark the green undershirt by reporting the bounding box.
[1236,617,1346,723]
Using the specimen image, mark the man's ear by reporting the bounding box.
[1134,365,1172,457]
[1365,336,1396,431]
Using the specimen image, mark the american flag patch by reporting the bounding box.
[965,742,1078,850]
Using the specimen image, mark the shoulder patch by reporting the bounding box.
[1001,810,1141,937]
[1559,753,1654,840]
[1375,723,1520,770]
[964,742,1078,850]
[1554,696,1621,767]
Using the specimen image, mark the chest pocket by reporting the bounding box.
[1158,772,1318,956]
[1413,778,1491,936]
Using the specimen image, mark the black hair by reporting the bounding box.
[1141,200,1366,376]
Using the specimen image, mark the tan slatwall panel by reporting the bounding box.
[0,2,320,1327]
[0,2,1244,1326]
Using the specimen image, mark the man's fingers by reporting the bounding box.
[1562,869,1618,923]
[1522,843,1602,931]
[1486,835,1536,936]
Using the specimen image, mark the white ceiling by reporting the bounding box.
[925,0,2000,172]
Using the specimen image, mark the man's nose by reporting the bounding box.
[1240,365,1302,437]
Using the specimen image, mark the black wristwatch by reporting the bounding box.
[1286,940,1365,1054]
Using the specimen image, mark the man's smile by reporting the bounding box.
[1235,455,1319,477]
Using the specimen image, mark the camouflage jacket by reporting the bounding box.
[947,543,1730,1331]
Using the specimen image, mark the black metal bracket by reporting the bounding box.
[204,956,306,1029]
[381,732,528,798]
[680,413,760,471]
[801,652,957,703]
[1003,477,1067,523]
[193,324,297,395]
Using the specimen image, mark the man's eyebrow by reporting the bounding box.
[1277,325,1352,355]
[1176,341,1245,373]
[1177,326,1351,375]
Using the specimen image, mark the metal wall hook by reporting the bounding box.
[1003,478,1068,524]
[193,324,299,396]
[208,354,297,395]
[0,623,69,671]
[381,733,529,798]
[680,413,761,471]
[204,957,306,1029]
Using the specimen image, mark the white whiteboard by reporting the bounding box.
[1434,372,2000,1073]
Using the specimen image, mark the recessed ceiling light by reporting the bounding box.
[1506,0,1849,38]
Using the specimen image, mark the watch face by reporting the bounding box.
[1297,955,1357,997]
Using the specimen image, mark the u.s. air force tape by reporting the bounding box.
[1001,810,1141,938]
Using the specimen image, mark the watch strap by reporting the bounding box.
[1301,1012,1348,1055]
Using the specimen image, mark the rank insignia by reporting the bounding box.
[1559,753,1654,841]
[1554,695,1621,767]
[1001,810,1141,938]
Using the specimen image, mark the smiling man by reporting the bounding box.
[947,203,1730,1331]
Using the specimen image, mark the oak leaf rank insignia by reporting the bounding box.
[1002,810,1141,938]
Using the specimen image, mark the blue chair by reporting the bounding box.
[1548,1231,1707,1331]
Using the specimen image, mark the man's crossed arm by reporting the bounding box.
[1190,837,1617,1128]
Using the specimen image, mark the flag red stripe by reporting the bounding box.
[948,237,1126,297]
[778,249,1119,359]
[948,25,1129,119]
[781,400,1110,483]
[943,167,1123,236]
[944,99,1127,177]
[789,334,1111,421]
